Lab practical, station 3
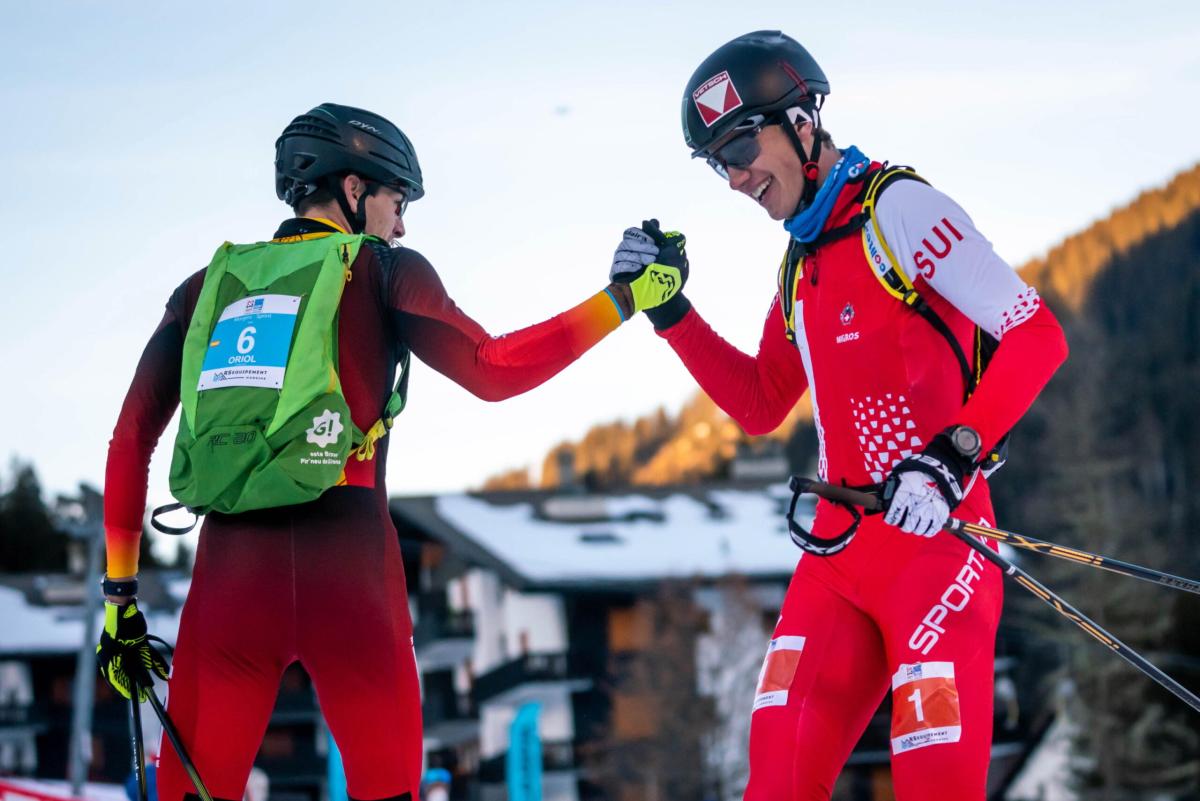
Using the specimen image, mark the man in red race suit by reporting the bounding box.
[609,32,1068,800]
[97,103,672,801]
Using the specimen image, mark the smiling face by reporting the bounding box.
[724,122,813,220]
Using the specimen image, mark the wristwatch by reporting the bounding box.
[101,574,139,599]
[946,425,982,461]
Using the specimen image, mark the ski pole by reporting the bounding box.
[795,478,1200,715]
[952,520,1200,594]
[129,691,148,801]
[132,673,214,801]
[794,479,1200,591]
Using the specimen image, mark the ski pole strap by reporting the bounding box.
[786,476,865,556]
[150,503,199,535]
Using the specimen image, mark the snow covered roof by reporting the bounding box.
[390,481,811,590]
[0,573,187,656]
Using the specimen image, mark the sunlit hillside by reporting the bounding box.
[483,162,1200,491]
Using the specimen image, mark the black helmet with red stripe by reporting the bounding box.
[682,31,829,158]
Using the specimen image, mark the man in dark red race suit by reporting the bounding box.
[609,32,1068,800]
[97,104,666,801]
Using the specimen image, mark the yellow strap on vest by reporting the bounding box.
[774,165,928,342]
[860,166,924,307]
[352,418,390,462]
[777,247,800,343]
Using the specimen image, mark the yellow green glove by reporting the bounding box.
[97,600,170,701]
[609,219,689,313]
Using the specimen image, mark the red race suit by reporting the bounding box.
[104,218,625,801]
[658,165,1068,800]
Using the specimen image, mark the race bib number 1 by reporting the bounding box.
[890,661,962,755]
[198,294,301,390]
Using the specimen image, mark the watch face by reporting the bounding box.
[952,426,981,457]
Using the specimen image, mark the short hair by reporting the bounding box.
[294,184,337,216]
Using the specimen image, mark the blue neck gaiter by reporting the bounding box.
[783,146,870,243]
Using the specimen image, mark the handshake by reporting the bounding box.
[609,220,691,330]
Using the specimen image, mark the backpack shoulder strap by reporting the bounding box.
[350,242,413,463]
[860,166,983,403]
[776,238,804,343]
[860,165,928,307]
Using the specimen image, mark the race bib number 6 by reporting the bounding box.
[890,661,962,755]
[198,294,301,390]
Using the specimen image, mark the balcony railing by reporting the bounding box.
[478,739,577,782]
[473,652,590,704]
[423,688,478,728]
[414,610,476,649]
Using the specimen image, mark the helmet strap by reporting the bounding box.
[358,181,383,234]
[330,174,365,234]
[337,178,385,235]
[781,104,824,216]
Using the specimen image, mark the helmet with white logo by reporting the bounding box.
[275,102,425,206]
[681,31,829,159]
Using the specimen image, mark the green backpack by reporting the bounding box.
[157,232,407,529]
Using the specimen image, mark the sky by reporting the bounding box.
[1,0,1198,524]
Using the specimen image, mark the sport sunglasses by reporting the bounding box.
[705,114,772,179]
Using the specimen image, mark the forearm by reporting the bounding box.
[404,287,625,401]
[956,303,1068,451]
[103,314,184,578]
[658,303,806,435]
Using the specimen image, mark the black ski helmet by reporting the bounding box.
[682,31,829,159]
[275,103,425,207]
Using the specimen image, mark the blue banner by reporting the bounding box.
[327,730,348,801]
[507,702,543,801]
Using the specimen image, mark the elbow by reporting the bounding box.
[738,412,787,437]
[1053,328,1069,371]
[1043,306,1070,370]
[720,397,792,437]
[467,385,516,403]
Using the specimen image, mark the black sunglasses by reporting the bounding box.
[364,180,410,216]
[705,114,773,179]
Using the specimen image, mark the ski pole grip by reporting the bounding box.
[797,479,883,513]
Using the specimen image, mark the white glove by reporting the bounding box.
[609,227,658,282]
[882,471,950,537]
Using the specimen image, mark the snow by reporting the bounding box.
[1004,712,1079,801]
[433,485,808,584]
